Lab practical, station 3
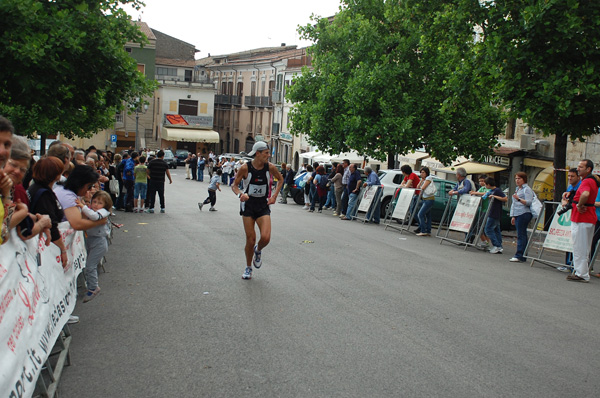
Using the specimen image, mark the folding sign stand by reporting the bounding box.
[384,188,420,234]
[525,201,600,273]
[437,195,490,251]
[354,185,384,223]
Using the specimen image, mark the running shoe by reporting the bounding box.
[83,287,101,303]
[160,208,165,213]
[198,202,204,211]
[67,315,80,324]
[253,244,262,268]
[209,207,217,211]
[145,209,154,213]
[242,267,252,280]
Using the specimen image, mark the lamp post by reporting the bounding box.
[134,99,148,151]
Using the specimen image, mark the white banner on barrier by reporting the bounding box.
[0,223,86,398]
[543,209,572,252]
[391,188,416,220]
[358,186,379,212]
[449,195,481,233]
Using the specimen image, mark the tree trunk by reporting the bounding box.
[40,133,46,156]
[387,152,395,170]
[553,132,568,203]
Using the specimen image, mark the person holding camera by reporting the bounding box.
[557,168,580,270]
[565,159,599,282]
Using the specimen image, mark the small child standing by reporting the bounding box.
[198,169,222,212]
[77,190,112,303]
[133,156,147,213]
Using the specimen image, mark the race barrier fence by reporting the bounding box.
[384,188,420,234]
[436,195,491,251]
[1,223,86,398]
[354,185,383,224]
[523,201,600,271]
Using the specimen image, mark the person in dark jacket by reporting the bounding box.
[281,166,295,204]
[27,156,68,268]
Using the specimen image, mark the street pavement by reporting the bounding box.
[60,168,600,397]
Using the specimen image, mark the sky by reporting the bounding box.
[127,0,343,58]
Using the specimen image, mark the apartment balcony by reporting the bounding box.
[244,96,272,108]
[215,94,242,106]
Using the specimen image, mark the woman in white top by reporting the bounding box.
[416,167,436,236]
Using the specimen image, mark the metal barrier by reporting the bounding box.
[436,195,491,251]
[384,188,420,234]
[353,185,384,223]
[523,201,600,273]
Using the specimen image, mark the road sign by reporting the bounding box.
[110,134,117,143]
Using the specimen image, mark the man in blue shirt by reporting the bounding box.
[122,151,137,212]
[448,167,472,197]
[197,156,206,182]
[342,163,362,220]
[362,167,382,223]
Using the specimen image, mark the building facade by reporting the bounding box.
[200,45,311,164]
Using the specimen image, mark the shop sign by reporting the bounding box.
[482,155,510,166]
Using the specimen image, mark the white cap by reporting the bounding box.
[248,141,269,156]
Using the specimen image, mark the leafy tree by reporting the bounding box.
[287,0,505,167]
[481,0,600,200]
[0,0,155,138]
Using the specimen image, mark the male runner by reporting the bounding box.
[232,141,283,280]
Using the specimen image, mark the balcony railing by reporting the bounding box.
[244,96,272,108]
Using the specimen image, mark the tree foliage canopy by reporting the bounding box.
[483,0,600,140]
[0,0,156,138]
[287,0,505,165]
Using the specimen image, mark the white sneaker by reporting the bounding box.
[198,202,204,211]
[68,315,80,324]
[489,246,503,254]
[209,207,217,211]
[302,205,309,210]
[509,257,523,262]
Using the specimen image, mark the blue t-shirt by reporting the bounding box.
[595,189,600,219]
[208,175,220,191]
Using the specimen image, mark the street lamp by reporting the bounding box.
[134,99,149,151]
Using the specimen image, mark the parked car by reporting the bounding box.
[175,149,189,166]
[163,149,177,169]
[378,169,512,230]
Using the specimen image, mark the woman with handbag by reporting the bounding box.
[510,171,534,262]
[416,167,436,236]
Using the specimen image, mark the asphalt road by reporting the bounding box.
[60,168,600,398]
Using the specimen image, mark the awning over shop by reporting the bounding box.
[439,161,507,175]
[162,127,219,143]
[524,158,553,169]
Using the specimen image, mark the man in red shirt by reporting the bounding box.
[567,159,599,282]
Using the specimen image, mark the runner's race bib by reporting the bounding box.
[248,184,267,197]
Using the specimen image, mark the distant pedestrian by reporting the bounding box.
[482,177,507,254]
[509,172,534,262]
[133,155,147,213]
[190,154,198,181]
[197,155,205,181]
[198,169,222,211]
[145,150,172,214]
